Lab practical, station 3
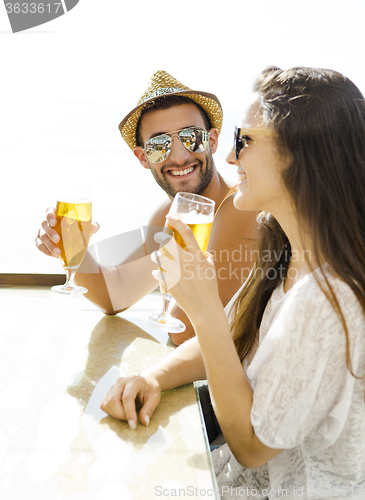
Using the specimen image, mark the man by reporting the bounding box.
[35,70,257,345]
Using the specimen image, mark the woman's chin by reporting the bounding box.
[233,190,250,211]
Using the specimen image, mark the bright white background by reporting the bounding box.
[1,0,365,273]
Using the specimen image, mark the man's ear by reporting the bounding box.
[133,146,150,170]
[209,128,219,154]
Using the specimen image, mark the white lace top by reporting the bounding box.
[213,270,365,500]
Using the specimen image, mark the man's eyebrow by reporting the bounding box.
[147,126,196,141]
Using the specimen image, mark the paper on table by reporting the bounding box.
[83,366,175,491]
[120,313,170,346]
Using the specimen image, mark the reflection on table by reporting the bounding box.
[0,286,219,499]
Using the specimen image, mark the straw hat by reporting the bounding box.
[119,70,223,150]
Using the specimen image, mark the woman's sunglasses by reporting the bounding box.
[144,127,209,164]
[234,126,276,160]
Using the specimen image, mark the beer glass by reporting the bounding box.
[145,192,215,333]
[51,186,92,295]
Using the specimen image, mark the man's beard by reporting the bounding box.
[149,152,215,199]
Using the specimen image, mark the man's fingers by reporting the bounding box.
[46,206,57,227]
[37,225,61,256]
[90,222,100,237]
[41,219,60,244]
[35,234,56,257]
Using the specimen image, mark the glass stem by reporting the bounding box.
[160,293,172,317]
[65,268,77,287]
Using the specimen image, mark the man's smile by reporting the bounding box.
[168,166,196,177]
[164,162,199,178]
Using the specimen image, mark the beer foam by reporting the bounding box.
[58,197,92,204]
[178,213,214,224]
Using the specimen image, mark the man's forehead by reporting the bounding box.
[139,102,206,140]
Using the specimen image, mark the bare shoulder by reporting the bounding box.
[209,195,259,249]
[147,198,172,226]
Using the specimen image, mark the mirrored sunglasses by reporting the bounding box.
[144,127,209,163]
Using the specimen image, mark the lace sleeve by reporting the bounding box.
[246,277,363,451]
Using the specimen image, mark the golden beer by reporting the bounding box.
[144,192,214,333]
[54,201,92,270]
[167,214,214,252]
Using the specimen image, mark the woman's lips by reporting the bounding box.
[237,171,247,184]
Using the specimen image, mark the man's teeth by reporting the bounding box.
[170,167,194,176]
[238,172,247,181]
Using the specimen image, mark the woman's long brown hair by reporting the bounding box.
[232,67,365,377]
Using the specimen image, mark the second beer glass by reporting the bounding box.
[145,192,215,333]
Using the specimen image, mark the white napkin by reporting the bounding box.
[83,366,175,488]
[120,313,170,346]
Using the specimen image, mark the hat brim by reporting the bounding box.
[118,90,223,150]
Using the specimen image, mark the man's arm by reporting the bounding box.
[169,199,258,345]
[75,202,172,314]
[35,203,169,315]
[75,250,158,315]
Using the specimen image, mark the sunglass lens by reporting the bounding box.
[145,134,172,163]
[180,128,209,153]
[234,128,242,159]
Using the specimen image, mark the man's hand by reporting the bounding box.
[35,206,99,257]
[100,374,161,429]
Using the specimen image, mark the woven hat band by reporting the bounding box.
[140,87,187,104]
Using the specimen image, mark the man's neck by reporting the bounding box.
[198,169,230,211]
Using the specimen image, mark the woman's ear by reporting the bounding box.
[133,146,150,170]
[209,128,219,154]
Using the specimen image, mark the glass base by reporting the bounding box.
[143,313,186,334]
[51,284,88,295]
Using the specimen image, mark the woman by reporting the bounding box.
[101,67,365,499]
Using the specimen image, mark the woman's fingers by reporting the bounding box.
[139,389,161,426]
[154,231,172,247]
[100,376,161,428]
[205,251,215,265]
[100,378,128,421]
[165,215,203,255]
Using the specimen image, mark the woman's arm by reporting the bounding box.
[161,216,283,468]
[100,336,205,427]
[191,304,282,468]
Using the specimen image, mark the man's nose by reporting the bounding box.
[168,136,190,164]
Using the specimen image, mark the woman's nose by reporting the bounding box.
[226,146,237,165]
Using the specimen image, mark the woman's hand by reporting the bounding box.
[152,215,221,322]
[100,373,161,429]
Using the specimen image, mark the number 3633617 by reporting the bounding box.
[5,3,62,14]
